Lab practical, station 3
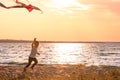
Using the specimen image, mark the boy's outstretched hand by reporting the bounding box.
[37,53,40,55]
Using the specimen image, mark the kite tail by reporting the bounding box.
[0,2,9,9]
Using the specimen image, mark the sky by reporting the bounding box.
[0,0,120,41]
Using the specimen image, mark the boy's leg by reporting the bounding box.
[31,58,38,70]
[24,57,32,72]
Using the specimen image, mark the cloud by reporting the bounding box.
[105,1,120,14]
[26,0,120,15]
[78,0,120,15]
[38,0,90,15]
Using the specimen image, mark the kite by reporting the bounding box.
[0,0,43,13]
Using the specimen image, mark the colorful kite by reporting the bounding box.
[0,0,43,13]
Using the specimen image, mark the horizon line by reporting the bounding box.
[0,39,120,43]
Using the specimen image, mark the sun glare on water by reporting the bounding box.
[53,43,82,64]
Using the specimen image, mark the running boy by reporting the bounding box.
[24,38,40,72]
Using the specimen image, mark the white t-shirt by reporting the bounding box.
[29,47,38,58]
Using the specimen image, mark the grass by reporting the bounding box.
[0,64,120,80]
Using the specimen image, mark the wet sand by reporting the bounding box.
[0,64,120,80]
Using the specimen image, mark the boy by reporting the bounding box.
[24,38,40,72]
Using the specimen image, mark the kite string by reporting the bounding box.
[13,0,30,4]
[26,0,30,3]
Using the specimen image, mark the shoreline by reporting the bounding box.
[1,63,120,67]
[0,64,120,80]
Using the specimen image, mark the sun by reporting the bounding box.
[46,0,90,10]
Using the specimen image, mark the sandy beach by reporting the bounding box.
[0,64,120,80]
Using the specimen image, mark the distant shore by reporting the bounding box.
[0,39,120,43]
[0,64,120,80]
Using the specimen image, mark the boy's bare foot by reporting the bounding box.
[31,67,34,70]
[23,67,27,72]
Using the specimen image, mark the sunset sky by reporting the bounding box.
[0,0,120,41]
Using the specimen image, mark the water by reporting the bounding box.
[0,42,120,66]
